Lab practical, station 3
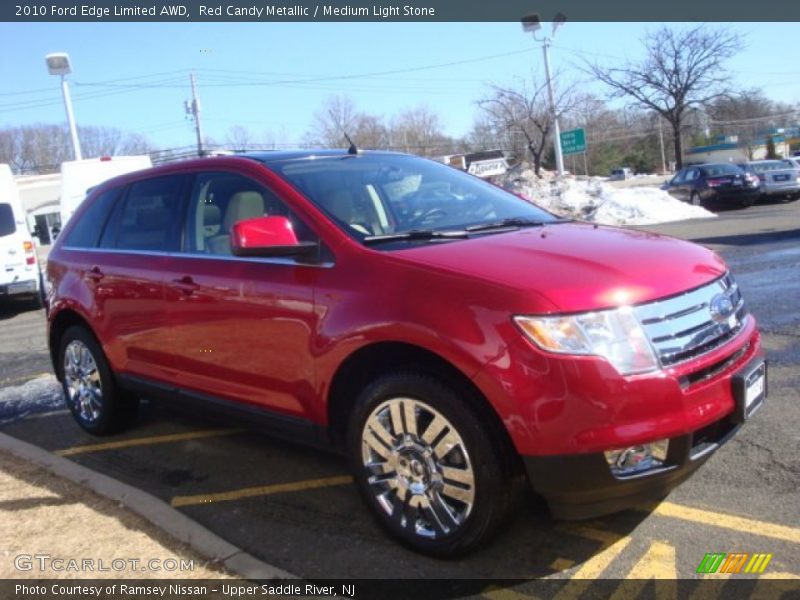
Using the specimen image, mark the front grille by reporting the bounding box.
[634,273,747,367]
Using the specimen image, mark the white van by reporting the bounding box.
[59,155,152,228]
[0,164,41,305]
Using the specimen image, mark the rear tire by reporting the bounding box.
[58,325,139,435]
[690,192,702,207]
[347,372,519,557]
[739,197,755,208]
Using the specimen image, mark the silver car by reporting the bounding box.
[739,160,800,201]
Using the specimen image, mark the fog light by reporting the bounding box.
[604,439,669,477]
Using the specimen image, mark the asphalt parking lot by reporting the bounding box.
[1,200,798,592]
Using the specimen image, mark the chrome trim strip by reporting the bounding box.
[61,245,335,269]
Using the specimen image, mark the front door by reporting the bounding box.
[162,170,324,419]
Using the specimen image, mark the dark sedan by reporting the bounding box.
[663,163,760,208]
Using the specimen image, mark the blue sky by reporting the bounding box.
[1,22,798,151]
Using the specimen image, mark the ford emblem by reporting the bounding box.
[709,293,735,323]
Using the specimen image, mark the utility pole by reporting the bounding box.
[657,116,667,174]
[186,72,205,157]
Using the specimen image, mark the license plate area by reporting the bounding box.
[732,359,766,423]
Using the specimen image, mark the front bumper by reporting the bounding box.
[522,354,766,520]
[523,413,741,519]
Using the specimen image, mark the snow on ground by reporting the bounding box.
[0,375,63,424]
[501,166,715,226]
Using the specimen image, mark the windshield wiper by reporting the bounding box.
[465,217,567,232]
[363,229,469,245]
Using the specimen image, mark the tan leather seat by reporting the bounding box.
[320,189,376,235]
[208,191,265,255]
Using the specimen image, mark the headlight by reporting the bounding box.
[514,307,659,376]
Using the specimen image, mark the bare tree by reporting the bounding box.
[0,124,152,174]
[478,75,574,176]
[389,105,450,156]
[708,89,796,159]
[225,125,255,150]
[585,25,743,169]
[306,95,358,147]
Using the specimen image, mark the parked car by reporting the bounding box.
[46,151,766,556]
[663,163,760,208]
[737,160,800,202]
[1,164,41,307]
[609,167,633,181]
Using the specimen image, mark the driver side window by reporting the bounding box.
[183,171,316,256]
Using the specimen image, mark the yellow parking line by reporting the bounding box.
[646,501,800,544]
[550,558,575,571]
[550,526,631,599]
[171,475,353,507]
[55,428,244,456]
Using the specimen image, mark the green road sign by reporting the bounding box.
[560,128,586,155]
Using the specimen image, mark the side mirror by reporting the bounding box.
[231,216,317,258]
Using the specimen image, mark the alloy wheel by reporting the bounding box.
[360,397,475,539]
[63,339,103,424]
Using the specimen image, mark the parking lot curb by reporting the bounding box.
[0,431,297,580]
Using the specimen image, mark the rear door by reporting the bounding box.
[161,169,324,420]
[76,175,188,383]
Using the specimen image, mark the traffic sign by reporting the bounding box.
[560,128,587,155]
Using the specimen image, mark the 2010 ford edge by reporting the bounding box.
[46,151,766,556]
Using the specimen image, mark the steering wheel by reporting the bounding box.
[407,207,448,227]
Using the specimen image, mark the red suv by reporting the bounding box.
[46,151,766,556]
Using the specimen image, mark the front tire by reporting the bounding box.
[347,372,518,557]
[58,325,138,435]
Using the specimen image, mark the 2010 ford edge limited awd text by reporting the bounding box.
[46,151,766,556]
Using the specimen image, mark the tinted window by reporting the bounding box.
[699,164,742,177]
[267,154,559,240]
[183,171,316,256]
[62,187,121,248]
[0,203,15,237]
[113,176,185,251]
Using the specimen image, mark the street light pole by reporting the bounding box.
[45,53,82,161]
[522,13,567,177]
[59,75,82,161]
[540,38,564,175]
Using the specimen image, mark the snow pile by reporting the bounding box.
[0,374,64,424]
[501,166,715,226]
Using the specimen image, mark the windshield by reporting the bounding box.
[266,154,558,242]
[0,203,16,237]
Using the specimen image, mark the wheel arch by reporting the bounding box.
[326,341,519,469]
[48,308,95,379]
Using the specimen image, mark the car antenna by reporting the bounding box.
[343,132,361,155]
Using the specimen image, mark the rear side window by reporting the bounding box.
[62,187,121,248]
[111,176,185,252]
[0,203,15,237]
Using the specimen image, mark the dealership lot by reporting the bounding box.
[0,201,798,588]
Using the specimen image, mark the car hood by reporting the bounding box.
[393,222,727,313]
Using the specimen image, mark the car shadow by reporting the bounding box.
[0,299,43,321]
[104,402,653,580]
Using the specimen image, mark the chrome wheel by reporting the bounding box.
[63,340,103,424]
[361,397,475,539]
